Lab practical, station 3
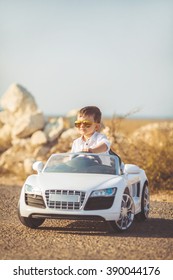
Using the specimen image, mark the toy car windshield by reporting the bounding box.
[43,153,120,175]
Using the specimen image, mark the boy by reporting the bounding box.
[71,106,110,154]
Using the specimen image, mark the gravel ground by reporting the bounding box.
[0,184,173,260]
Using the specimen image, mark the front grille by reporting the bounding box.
[45,189,86,210]
[25,193,46,208]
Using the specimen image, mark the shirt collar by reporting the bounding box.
[80,131,98,142]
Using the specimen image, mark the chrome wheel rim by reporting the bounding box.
[115,194,135,230]
[143,185,150,218]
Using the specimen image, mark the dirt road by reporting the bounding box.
[0,184,173,260]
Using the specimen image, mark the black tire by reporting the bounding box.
[107,193,135,232]
[17,202,45,228]
[136,183,150,221]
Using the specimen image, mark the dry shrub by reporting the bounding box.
[109,117,173,191]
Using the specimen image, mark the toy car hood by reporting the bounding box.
[25,173,123,192]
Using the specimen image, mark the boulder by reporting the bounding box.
[0,145,27,175]
[33,145,51,160]
[11,137,31,148]
[12,111,45,138]
[0,84,38,117]
[60,127,79,141]
[44,117,64,142]
[0,124,12,152]
[24,158,36,175]
[0,110,16,126]
[30,130,47,146]
[0,83,45,140]
[0,119,3,129]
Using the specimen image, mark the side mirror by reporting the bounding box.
[32,161,44,173]
[124,164,140,174]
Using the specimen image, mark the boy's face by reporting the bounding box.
[75,114,100,138]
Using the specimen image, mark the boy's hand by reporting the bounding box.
[82,148,92,153]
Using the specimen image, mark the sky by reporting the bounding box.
[0,0,173,118]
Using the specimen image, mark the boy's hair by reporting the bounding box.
[78,106,102,123]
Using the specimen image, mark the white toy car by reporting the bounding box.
[18,152,150,232]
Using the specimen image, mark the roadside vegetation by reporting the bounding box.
[106,115,173,191]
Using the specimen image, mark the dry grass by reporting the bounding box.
[105,117,173,192]
[104,117,173,135]
[150,190,173,202]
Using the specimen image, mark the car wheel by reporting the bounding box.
[17,202,45,228]
[108,193,135,232]
[136,183,150,221]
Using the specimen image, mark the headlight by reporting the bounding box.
[90,187,117,197]
[25,184,42,195]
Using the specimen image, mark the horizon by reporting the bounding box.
[45,112,173,120]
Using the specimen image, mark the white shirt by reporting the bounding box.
[71,131,110,154]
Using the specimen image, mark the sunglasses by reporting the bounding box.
[74,120,97,128]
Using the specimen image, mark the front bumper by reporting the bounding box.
[30,213,105,221]
[19,201,121,221]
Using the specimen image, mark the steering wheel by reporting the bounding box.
[72,152,102,165]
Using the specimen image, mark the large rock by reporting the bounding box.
[30,130,47,146]
[0,83,50,176]
[0,143,32,175]
[44,117,65,142]
[0,110,15,126]
[12,111,45,138]
[60,127,79,141]
[0,119,3,129]
[0,124,12,152]
[0,84,38,117]
[23,158,36,175]
[0,83,45,140]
